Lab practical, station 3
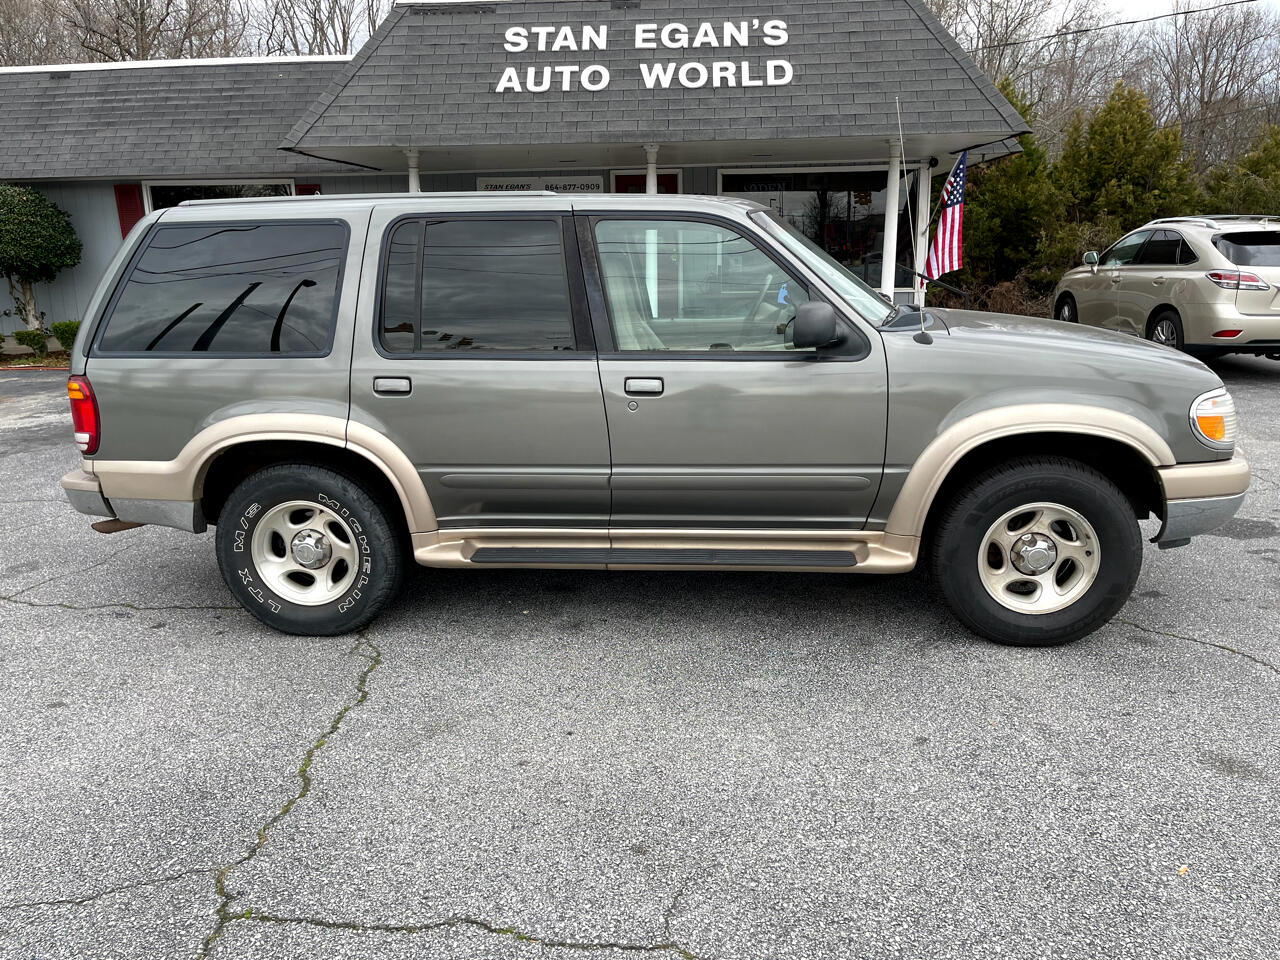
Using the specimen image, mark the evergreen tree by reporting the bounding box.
[1054,83,1199,231]
[1202,126,1280,215]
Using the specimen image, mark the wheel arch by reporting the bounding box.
[92,414,437,534]
[1054,291,1077,318]
[1145,303,1181,335]
[885,405,1173,543]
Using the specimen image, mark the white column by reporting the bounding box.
[644,143,659,194]
[404,148,420,193]
[643,143,660,315]
[913,161,931,303]
[879,142,901,300]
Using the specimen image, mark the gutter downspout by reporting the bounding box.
[405,148,420,192]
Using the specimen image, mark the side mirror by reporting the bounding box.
[1083,250,1099,272]
[792,301,843,350]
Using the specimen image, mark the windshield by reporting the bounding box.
[753,211,895,324]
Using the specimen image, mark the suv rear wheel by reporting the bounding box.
[1146,309,1184,350]
[930,457,1141,647]
[215,464,405,635]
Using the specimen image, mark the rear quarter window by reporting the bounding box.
[96,220,347,355]
[1213,231,1280,267]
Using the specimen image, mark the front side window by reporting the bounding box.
[1101,231,1151,267]
[380,218,574,353]
[594,219,809,352]
[98,221,346,354]
[756,211,893,324]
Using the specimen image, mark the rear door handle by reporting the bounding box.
[1153,277,1166,284]
[624,377,664,396]
[373,377,412,395]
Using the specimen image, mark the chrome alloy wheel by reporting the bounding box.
[1056,298,1073,322]
[977,502,1101,614]
[1150,317,1179,346]
[249,500,360,606]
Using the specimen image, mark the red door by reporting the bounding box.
[613,173,679,194]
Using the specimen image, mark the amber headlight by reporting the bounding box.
[1190,388,1237,449]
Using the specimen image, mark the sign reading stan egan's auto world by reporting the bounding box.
[495,19,794,93]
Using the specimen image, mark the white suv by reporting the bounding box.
[1052,216,1280,358]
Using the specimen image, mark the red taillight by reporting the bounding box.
[1206,270,1270,291]
[1212,329,1244,338]
[66,376,99,455]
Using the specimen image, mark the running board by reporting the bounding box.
[469,547,858,567]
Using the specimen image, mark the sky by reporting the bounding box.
[1093,0,1280,18]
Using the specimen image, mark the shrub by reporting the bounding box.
[12,328,48,356]
[50,320,80,352]
[0,184,82,331]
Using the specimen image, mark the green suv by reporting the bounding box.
[61,193,1249,646]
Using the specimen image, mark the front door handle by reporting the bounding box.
[1110,275,1122,284]
[624,377,664,396]
[373,377,412,395]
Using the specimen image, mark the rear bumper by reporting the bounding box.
[60,468,113,518]
[1183,303,1280,349]
[1154,454,1249,544]
[60,467,206,533]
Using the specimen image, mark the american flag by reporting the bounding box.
[925,151,967,279]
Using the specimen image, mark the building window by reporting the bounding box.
[379,218,575,354]
[718,167,919,288]
[96,221,346,355]
[143,181,294,212]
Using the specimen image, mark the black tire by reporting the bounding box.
[930,457,1141,647]
[215,464,405,635]
[1054,294,1077,323]
[1146,309,1184,351]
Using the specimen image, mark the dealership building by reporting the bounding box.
[0,0,1026,337]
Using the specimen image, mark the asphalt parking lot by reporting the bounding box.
[1,360,1277,960]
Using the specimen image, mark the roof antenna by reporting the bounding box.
[896,96,931,344]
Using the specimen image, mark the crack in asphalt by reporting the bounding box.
[196,635,383,959]
[244,906,705,958]
[0,866,216,911]
[188,635,704,959]
[0,596,240,613]
[2,541,142,603]
[1120,618,1279,675]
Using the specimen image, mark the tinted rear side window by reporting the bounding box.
[1135,230,1181,265]
[98,221,346,354]
[1214,231,1280,267]
[379,218,574,353]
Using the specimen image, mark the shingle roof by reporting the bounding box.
[0,57,363,180]
[283,0,1028,156]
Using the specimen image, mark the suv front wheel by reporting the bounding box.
[930,457,1141,647]
[215,464,405,635]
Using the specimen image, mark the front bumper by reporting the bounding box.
[1154,454,1250,545]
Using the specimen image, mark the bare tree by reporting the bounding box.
[0,0,77,65]
[251,0,390,56]
[56,0,250,61]
[1138,0,1280,172]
